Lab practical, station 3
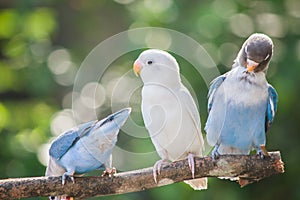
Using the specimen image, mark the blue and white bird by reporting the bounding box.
[45,108,131,200]
[205,33,278,159]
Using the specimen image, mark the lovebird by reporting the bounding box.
[205,33,278,159]
[133,49,207,190]
[46,108,131,200]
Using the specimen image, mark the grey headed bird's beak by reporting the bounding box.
[246,58,259,72]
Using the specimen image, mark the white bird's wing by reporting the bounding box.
[178,86,204,152]
[179,86,208,190]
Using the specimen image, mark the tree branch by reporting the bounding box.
[0,151,284,199]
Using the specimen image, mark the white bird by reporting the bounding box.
[133,49,207,190]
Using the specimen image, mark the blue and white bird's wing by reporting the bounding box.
[207,74,226,113]
[49,121,96,160]
[49,129,80,160]
[265,84,278,132]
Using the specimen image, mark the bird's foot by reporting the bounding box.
[257,151,265,159]
[187,153,195,179]
[256,145,270,159]
[62,172,75,185]
[211,145,220,161]
[153,159,169,183]
[102,167,116,177]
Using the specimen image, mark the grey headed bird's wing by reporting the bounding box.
[265,84,278,132]
[207,74,227,113]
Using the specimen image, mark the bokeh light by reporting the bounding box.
[229,13,254,37]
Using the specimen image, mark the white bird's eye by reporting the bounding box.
[147,60,153,65]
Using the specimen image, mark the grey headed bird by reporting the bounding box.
[205,33,278,160]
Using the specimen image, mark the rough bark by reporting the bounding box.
[0,151,284,199]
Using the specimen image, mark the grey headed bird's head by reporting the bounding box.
[133,49,181,88]
[237,33,273,73]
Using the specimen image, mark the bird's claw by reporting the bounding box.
[153,159,168,183]
[211,145,220,161]
[187,153,195,179]
[102,167,117,177]
[256,145,270,159]
[259,145,270,158]
[62,173,75,185]
[257,151,265,159]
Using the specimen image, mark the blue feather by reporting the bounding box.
[266,84,278,132]
[207,74,226,112]
[49,121,96,160]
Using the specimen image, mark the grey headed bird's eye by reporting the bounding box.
[147,60,153,65]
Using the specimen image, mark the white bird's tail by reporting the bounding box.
[184,177,207,190]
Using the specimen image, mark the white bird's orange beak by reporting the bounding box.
[133,61,142,76]
[246,58,259,72]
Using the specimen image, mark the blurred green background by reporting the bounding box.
[0,0,299,199]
